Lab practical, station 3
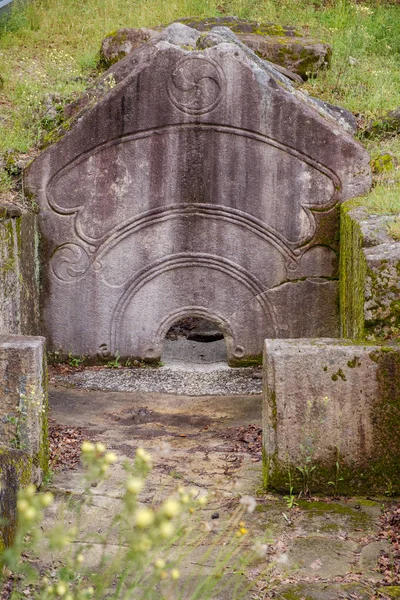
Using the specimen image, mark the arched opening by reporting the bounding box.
[161,317,228,367]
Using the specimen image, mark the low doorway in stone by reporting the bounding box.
[161,317,228,367]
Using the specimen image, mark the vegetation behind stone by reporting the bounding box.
[0,0,399,213]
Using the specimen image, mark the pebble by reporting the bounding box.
[55,365,262,396]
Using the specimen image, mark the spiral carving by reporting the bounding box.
[51,243,90,282]
[168,56,225,115]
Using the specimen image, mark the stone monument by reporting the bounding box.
[25,24,371,365]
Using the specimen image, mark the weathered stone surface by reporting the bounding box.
[99,20,330,79]
[0,335,48,483]
[262,338,400,495]
[283,537,358,577]
[26,27,370,365]
[340,202,400,341]
[0,207,40,336]
[100,27,156,67]
[0,448,32,551]
[237,33,331,79]
[174,16,302,37]
[312,98,357,134]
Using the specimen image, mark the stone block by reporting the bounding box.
[0,207,40,336]
[0,336,48,483]
[0,448,32,552]
[26,25,370,366]
[340,202,400,341]
[263,339,400,495]
[237,34,332,79]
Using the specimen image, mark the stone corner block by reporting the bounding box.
[0,448,32,551]
[0,335,48,484]
[262,338,400,495]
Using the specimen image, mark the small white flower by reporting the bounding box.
[251,542,269,558]
[240,495,257,513]
[275,552,288,565]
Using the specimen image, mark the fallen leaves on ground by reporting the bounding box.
[377,503,400,586]
[49,418,94,471]
[221,424,262,461]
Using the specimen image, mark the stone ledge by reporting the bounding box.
[340,202,400,341]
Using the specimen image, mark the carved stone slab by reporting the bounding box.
[25,29,371,364]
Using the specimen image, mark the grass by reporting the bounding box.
[0,0,400,226]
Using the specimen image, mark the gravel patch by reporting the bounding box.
[54,364,262,396]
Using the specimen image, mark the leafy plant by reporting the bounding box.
[327,459,344,496]
[296,457,316,497]
[106,354,121,368]
[284,468,298,509]
[68,353,85,368]
[1,445,265,599]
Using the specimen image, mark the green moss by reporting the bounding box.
[380,587,400,599]
[270,391,277,430]
[263,434,400,496]
[347,356,361,368]
[36,355,49,478]
[0,448,32,553]
[228,354,262,367]
[176,17,302,37]
[371,153,396,173]
[296,499,368,521]
[340,200,367,340]
[354,497,380,507]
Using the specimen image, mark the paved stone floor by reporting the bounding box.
[46,381,398,599]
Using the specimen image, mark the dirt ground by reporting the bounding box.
[44,381,400,600]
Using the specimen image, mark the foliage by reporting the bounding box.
[0,444,264,599]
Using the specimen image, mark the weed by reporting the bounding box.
[67,353,85,368]
[169,470,184,480]
[106,354,120,368]
[384,478,396,497]
[327,459,344,496]
[296,457,316,497]
[283,468,298,509]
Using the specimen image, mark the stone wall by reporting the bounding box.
[0,204,40,336]
[340,201,400,341]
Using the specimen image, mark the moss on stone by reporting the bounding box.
[0,448,32,553]
[264,421,400,496]
[380,587,400,599]
[371,153,396,173]
[175,17,302,37]
[228,354,262,367]
[340,200,367,340]
[36,354,49,478]
[347,356,361,368]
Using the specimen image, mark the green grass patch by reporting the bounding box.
[361,184,400,215]
[388,217,400,241]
